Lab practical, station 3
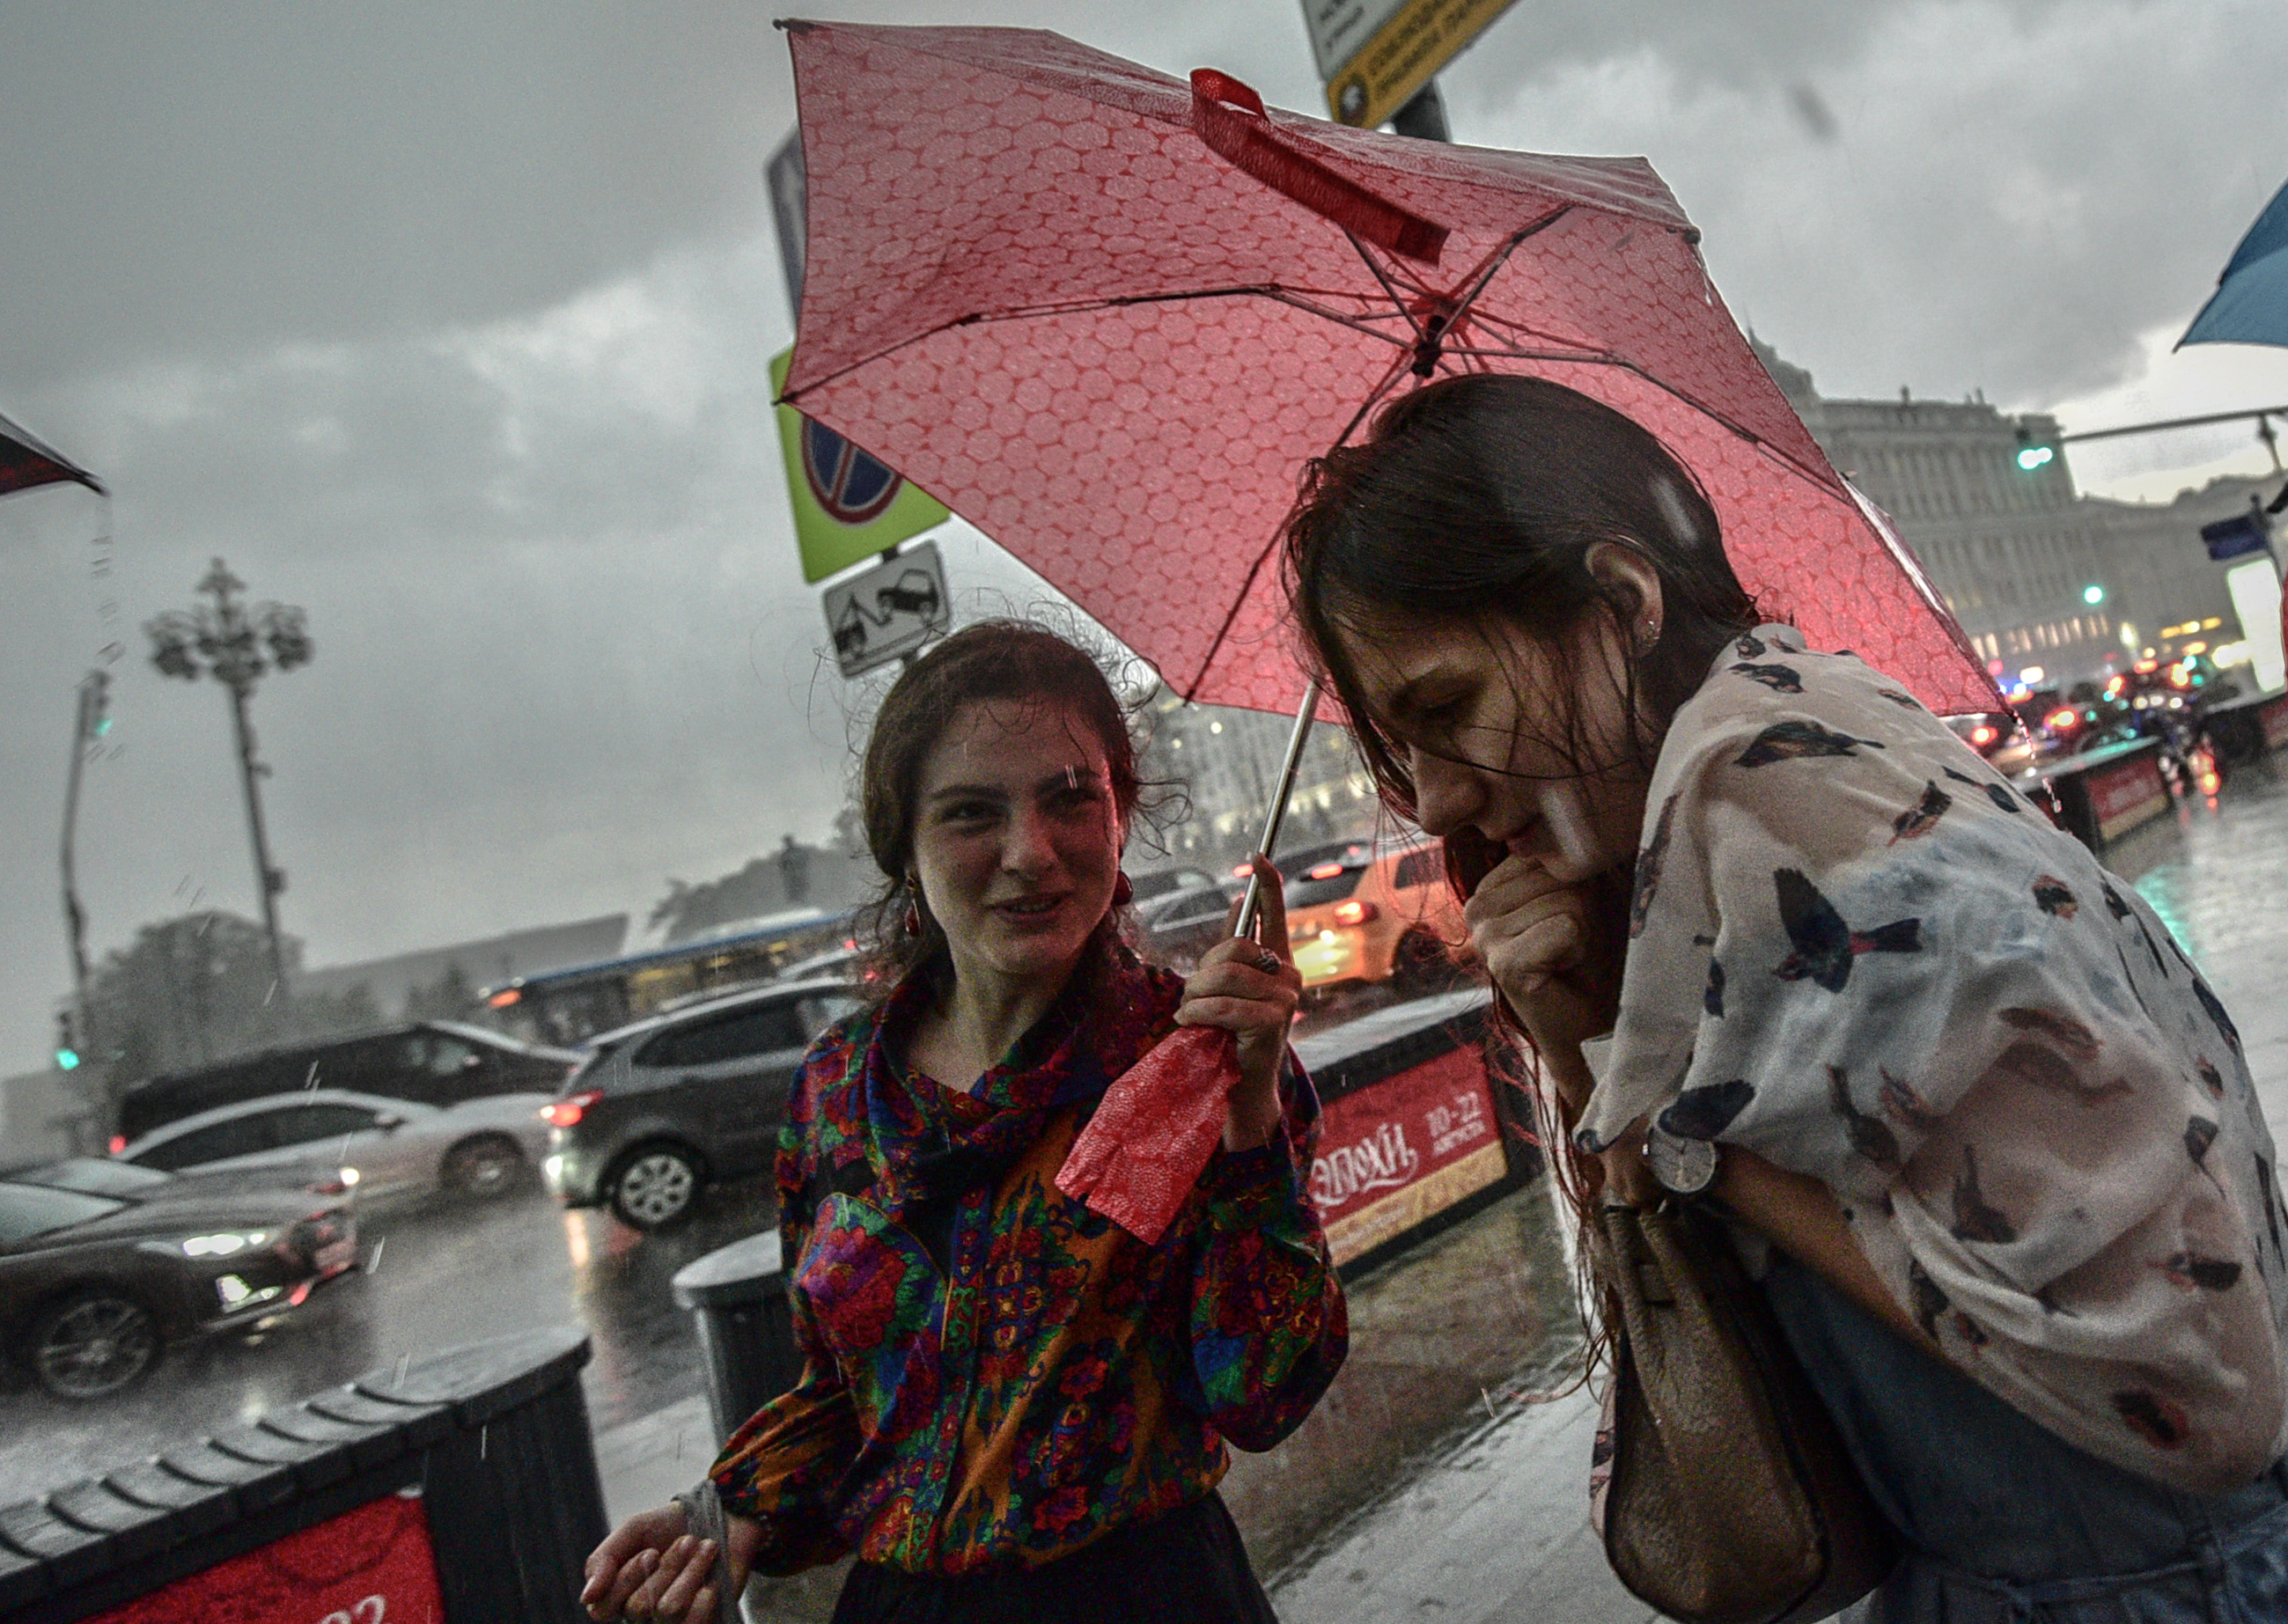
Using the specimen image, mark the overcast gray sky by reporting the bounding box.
[4,0,2287,1073]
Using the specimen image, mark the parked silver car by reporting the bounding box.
[114,1087,553,1214]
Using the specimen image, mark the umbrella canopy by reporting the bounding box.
[2181,178,2288,351]
[781,20,1992,716]
[0,408,105,498]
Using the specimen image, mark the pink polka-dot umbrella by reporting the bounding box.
[779,21,1997,1240]
[780,20,1994,722]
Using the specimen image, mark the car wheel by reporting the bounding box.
[608,1143,703,1231]
[442,1135,526,1199]
[1391,930,1462,998]
[27,1290,161,1400]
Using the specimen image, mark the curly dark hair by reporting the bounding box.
[853,620,1147,995]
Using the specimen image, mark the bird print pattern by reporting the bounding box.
[1579,624,2287,1495]
[1772,869,1922,992]
[1890,781,1952,843]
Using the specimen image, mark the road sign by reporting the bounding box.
[772,349,951,583]
[1309,0,1517,129]
[823,540,952,678]
[765,129,807,320]
[1299,0,1411,82]
[2202,511,2273,562]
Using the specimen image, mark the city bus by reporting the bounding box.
[476,907,857,1047]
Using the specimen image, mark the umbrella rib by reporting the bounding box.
[1346,232,1429,341]
[1182,343,1419,703]
[783,284,1420,404]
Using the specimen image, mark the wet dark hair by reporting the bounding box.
[1282,375,1759,1368]
[856,620,1144,994]
[1283,373,1759,816]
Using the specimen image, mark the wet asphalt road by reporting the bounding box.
[0,1171,783,1505]
[0,981,1423,1509]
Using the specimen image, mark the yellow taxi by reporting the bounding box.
[1276,839,1470,996]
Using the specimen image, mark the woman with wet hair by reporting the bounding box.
[1284,374,2288,1618]
[582,621,1345,1624]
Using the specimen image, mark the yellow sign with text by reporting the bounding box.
[1324,0,1516,130]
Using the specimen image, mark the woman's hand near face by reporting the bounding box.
[581,1502,761,1621]
[1175,856,1303,1151]
[1463,854,1627,1111]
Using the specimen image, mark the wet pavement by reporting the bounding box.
[2112,751,2288,1128]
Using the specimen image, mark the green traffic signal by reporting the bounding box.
[2082,584,2105,606]
[2017,444,2054,471]
[55,1047,79,1071]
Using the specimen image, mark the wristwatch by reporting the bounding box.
[1644,1122,1719,1196]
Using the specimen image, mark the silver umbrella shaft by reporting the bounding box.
[1234,680,1322,942]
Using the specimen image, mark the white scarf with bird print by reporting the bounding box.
[1584,623,2288,1493]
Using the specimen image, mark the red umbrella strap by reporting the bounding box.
[1189,69,1447,266]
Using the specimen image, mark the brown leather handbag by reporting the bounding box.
[1597,1197,1899,1624]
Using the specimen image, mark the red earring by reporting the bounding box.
[1113,872,1134,908]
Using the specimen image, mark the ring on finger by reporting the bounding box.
[1250,945,1282,974]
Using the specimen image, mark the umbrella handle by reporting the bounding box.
[1234,681,1321,942]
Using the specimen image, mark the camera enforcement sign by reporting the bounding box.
[772,348,950,584]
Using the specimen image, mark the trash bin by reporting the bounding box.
[0,1326,607,1624]
[673,1230,803,1447]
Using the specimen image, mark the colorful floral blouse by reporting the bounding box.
[1583,624,2288,1494]
[708,930,1347,1576]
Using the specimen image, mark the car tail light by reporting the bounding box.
[108,1134,127,1155]
[1332,900,1377,927]
[1306,861,1346,880]
[543,1090,605,1128]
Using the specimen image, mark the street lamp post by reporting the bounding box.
[59,667,110,1062]
[145,559,313,1000]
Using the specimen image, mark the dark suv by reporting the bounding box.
[541,980,864,1230]
[113,1021,579,1148]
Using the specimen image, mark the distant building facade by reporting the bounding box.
[1757,342,2124,689]
[1138,689,1380,872]
[2080,478,2270,668]
[294,912,629,1019]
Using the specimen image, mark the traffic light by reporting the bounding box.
[79,668,111,740]
[54,1011,80,1071]
[2082,584,2106,606]
[2014,426,2055,471]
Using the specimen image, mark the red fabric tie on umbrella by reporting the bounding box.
[777,22,1999,1239]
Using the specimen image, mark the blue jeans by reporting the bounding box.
[1760,1252,2288,1622]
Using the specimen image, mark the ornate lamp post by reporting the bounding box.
[145,559,313,997]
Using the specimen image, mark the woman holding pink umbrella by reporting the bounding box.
[1285,373,2288,1619]
[581,621,1345,1623]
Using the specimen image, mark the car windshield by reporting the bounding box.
[0,1182,129,1246]
[15,1158,175,1196]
